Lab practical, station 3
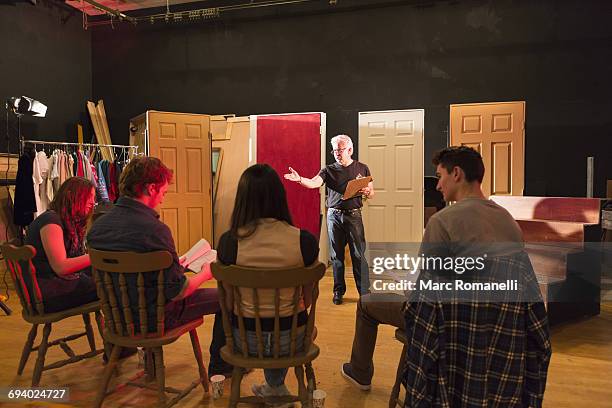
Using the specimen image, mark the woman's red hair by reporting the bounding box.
[48,177,95,256]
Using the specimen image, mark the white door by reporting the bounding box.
[359,110,424,242]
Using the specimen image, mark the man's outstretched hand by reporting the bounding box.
[284,167,301,182]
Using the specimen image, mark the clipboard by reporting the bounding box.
[342,176,373,200]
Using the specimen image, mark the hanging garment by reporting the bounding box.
[33,150,50,217]
[50,149,60,196]
[82,153,94,186]
[100,160,110,188]
[58,151,67,187]
[76,151,84,177]
[46,152,55,203]
[113,160,122,185]
[14,149,37,227]
[68,153,75,178]
[95,160,110,202]
[107,162,118,202]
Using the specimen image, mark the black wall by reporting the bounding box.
[17,0,610,198]
[0,1,91,153]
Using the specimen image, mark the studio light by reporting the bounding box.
[5,95,47,155]
[8,96,47,118]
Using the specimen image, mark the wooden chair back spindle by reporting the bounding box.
[89,249,172,338]
[212,262,325,362]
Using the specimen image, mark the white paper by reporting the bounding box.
[186,249,216,273]
[181,238,217,273]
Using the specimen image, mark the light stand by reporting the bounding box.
[8,97,46,156]
[17,113,23,156]
[1,96,47,316]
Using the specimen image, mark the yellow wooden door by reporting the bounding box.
[148,111,212,254]
[450,101,525,197]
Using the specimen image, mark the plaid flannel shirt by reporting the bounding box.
[403,251,552,408]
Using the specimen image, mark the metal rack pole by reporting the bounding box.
[21,140,139,150]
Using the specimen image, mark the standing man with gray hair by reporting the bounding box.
[285,134,374,304]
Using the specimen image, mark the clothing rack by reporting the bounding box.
[21,139,139,152]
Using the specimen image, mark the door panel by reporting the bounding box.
[149,112,212,254]
[359,110,424,242]
[367,205,386,242]
[492,142,511,195]
[159,147,178,193]
[395,206,414,242]
[450,102,525,197]
[253,113,323,240]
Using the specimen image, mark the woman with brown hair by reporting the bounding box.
[217,164,319,402]
[24,176,98,313]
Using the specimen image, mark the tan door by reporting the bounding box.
[359,109,424,242]
[450,102,525,196]
[148,111,213,254]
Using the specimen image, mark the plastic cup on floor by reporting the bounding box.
[312,389,326,407]
[210,374,225,399]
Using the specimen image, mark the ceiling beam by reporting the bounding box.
[79,0,136,22]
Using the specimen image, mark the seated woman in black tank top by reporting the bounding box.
[217,164,319,402]
[24,177,98,313]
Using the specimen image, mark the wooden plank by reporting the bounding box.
[87,101,111,161]
[491,196,601,224]
[77,124,83,146]
[86,101,101,143]
[96,100,115,161]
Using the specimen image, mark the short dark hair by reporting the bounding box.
[230,164,293,239]
[432,146,485,183]
[119,156,173,198]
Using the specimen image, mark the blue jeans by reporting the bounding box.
[327,210,370,295]
[233,327,305,387]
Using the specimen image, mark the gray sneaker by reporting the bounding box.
[341,363,371,391]
[251,382,294,407]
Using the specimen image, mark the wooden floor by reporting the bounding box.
[0,273,611,408]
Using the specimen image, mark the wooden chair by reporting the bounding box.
[212,262,326,408]
[89,248,209,408]
[389,328,408,408]
[0,242,103,387]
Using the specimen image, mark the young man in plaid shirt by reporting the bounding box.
[342,147,551,407]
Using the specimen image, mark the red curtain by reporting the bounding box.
[257,114,321,239]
